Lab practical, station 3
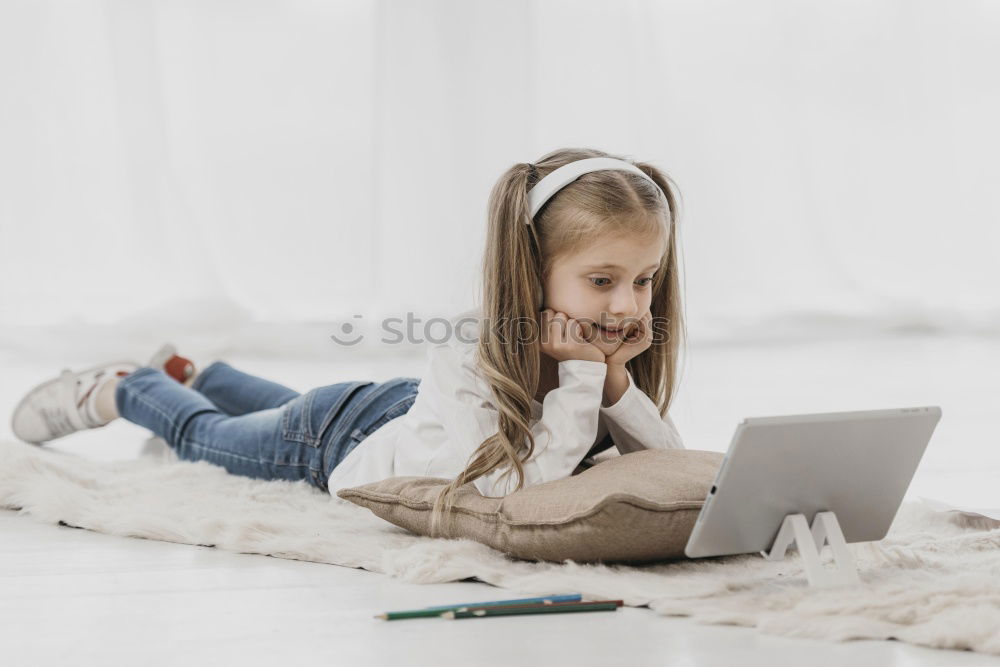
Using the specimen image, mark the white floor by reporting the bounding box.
[2,333,998,665]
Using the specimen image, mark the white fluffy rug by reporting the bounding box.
[2,438,999,655]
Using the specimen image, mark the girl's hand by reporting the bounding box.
[539,309,606,363]
[604,310,653,368]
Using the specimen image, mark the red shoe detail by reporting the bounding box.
[164,355,195,383]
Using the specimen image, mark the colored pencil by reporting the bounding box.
[444,599,623,614]
[420,593,581,611]
[374,593,584,620]
[441,600,622,619]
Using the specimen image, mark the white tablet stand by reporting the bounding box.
[760,511,861,587]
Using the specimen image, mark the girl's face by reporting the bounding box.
[541,232,666,358]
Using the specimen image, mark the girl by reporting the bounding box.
[11,147,686,537]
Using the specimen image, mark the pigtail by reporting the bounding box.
[428,162,544,537]
[627,163,686,415]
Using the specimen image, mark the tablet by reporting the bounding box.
[684,406,942,559]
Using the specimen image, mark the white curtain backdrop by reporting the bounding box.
[1,0,997,363]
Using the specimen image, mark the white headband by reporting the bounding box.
[526,157,667,222]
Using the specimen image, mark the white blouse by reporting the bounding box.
[325,310,685,499]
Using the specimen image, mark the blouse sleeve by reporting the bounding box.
[423,342,608,497]
[598,367,685,454]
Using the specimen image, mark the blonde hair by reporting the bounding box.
[427,147,685,537]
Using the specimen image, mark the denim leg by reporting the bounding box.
[191,361,300,416]
[116,367,324,487]
[319,377,421,482]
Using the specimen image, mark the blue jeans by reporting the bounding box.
[115,361,421,491]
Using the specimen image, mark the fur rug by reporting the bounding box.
[2,437,999,655]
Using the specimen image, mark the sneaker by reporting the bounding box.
[10,360,139,445]
[146,343,196,385]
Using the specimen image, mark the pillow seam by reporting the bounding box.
[338,491,704,526]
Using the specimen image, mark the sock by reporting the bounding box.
[90,373,127,424]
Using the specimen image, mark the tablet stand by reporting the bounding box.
[760,511,861,587]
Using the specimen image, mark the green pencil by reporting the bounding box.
[441,600,622,620]
[374,594,584,620]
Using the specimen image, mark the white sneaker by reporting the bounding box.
[10,361,139,445]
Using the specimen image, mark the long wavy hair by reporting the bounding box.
[427,147,685,537]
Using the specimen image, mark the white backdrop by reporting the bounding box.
[1,0,997,362]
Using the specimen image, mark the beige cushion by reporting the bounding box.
[336,449,725,564]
